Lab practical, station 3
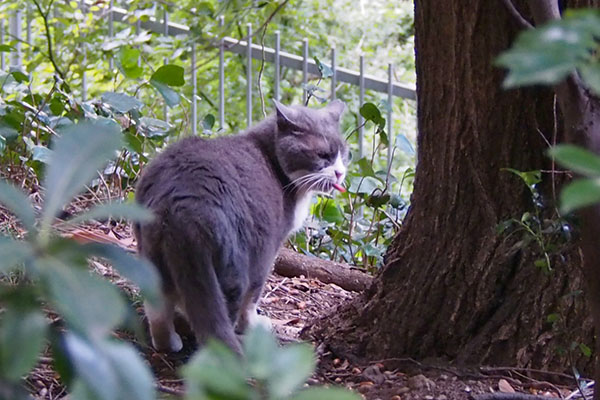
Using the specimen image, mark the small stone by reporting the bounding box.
[439,374,449,381]
[398,387,411,394]
[498,379,516,393]
[437,395,448,400]
[352,367,362,374]
[425,396,434,400]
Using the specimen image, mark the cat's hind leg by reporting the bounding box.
[236,287,272,334]
[145,295,183,352]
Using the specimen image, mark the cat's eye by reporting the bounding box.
[318,151,332,160]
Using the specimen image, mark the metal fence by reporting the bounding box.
[1,2,416,161]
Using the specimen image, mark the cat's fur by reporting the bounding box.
[134,100,348,353]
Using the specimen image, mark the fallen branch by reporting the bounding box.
[274,248,373,292]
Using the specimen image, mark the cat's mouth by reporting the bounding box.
[332,183,346,193]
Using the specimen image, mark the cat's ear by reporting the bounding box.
[273,100,300,131]
[326,100,346,121]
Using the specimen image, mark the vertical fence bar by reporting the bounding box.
[219,16,225,129]
[358,55,365,159]
[387,63,394,167]
[163,8,169,123]
[26,5,32,51]
[108,0,114,70]
[302,38,308,104]
[274,30,280,102]
[246,23,252,127]
[191,42,197,135]
[82,49,87,101]
[0,21,5,70]
[331,47,336,100]
[136,19,141,67]
[9,11,22,68]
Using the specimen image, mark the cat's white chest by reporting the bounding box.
[290,193,312,234]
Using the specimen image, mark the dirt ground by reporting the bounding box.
[0,203,589,400]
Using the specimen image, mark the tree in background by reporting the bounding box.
[310,0,599,378]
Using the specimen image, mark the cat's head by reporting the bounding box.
[273,100,349,194]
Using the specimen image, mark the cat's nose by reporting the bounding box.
[335,170,343,180]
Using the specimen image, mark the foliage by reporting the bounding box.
[184,326,360,400]
[0,0,416,270]
[497,169,571,272]
[496,9,600,96]
[0,119,161,399]
[497,9,600,216]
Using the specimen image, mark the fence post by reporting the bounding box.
[108,0,114,70]
[0,21,4,70]
[191,41,197,135]
[331,47,336,100]
[358,54,365,159]
[9,11,23,68]
[387,63,394,167]
[219,16,225,129]
[274,30,280,102]
[163,8,169,123]
[302,38,308,104]
[246,23,252,127]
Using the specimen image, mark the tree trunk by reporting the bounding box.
[306,0,595,374]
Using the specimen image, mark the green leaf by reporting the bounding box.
[150,80,180,108]
[547,313,560,323]
[117,47,143,79]
[40,257,126,337]
[395,134,415,156]
[40,119,122,229]
[268,343,315,397]
[356,157,376,178]
[317,199,345,224]
[0,181,36,231]
[560,178,600,214]
[502,168,542,188]
[101,341,156,400]
[243,325,279,380]
[138,117,171,137]
[0,236,34,273]
[579,343,592,358]
[360,103,384,128]
[184,340,250,400]
[84,243,162,306]
[348,176,380,195]
[0,45,15,52]
[202,114,216,131]
[10,71,29,83]
[150,65,185,87]
[101,92,144,114]
[314,56,333,78]
[579,62,600,96]
[32,145,53,164]
[64,334,118,400]
[124,131,144,154]
[67,202,153,225]
[290,387,361,400]
[549,145,600,177]
[0,309,47,381]
[496,14,600,87]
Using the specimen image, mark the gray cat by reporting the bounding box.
[134,100,348,353]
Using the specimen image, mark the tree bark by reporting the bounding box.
[305,0,596,374]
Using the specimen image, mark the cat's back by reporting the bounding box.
[136,134,284,230]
